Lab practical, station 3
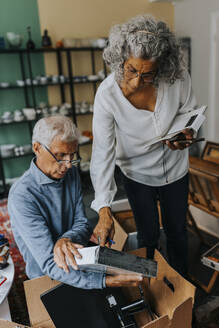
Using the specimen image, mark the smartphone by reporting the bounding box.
[169,137,205,145]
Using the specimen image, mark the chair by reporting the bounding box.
[188,155,219,241]
[188,150,219,292]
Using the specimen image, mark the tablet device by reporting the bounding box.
[40,283,135,328]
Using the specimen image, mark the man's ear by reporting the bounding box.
[32,142,42,156]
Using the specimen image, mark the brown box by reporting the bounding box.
[23,248,195,328]
[2,215,194,328]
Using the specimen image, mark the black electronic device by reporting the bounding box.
[40,283,136,328]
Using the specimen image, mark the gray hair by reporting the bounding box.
[32,115,80,146]
[103,15,185,84]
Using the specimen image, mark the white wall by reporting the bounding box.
[174,0,219,141]
[175,0,219,238]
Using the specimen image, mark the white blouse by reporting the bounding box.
[90,71,197,212]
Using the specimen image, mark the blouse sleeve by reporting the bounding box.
[178,70,197,113]
[90,90,117,213]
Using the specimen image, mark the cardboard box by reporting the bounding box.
[23,248,195,328]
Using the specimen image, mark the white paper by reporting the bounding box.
[146,105,207,146]
[66,246,99,266]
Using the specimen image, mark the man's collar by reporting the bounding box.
[30,158,64,185]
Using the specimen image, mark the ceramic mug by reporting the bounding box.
[0,234,9,269]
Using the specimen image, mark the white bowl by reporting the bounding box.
[6,32,22,48]
[1,144,16,157]
[88,75,98,81]
[0,82,9,88]
[22,108,36,120]
[16,80,25,87]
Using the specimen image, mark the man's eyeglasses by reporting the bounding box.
[42,144,81,166]
[125,67,157,83]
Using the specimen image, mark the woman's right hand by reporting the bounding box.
[105,274,143,287]
[92,207,115,246]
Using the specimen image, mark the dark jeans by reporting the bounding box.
[122,173,189,277]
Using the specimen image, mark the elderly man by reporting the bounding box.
[8,116,142,289]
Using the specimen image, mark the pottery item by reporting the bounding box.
[0,144,16,157]
[0,234,9,269]
[78,135,90,144]
[88,75,98,81]
[59,104,69,116]
[1,111,13,123]
[25,78,31,85]
[26,26,35,50]
[40,76,47,84]
[16,80,25,87]
[52,75,59,83]
[75,102,81,114]
[50,106,59,115]
[80,101,89,113]
[14,110,25,122]
[22,108,36,120]
[42,107,50,117]
[97,69,106,80]
[6,32,22,48]
[59,75,65,83]
[96,38,107,48]
[56,40,64,48]
[0,82,9,88]
[42,29,52,47]
[23,144,32,153]
[14,146,25,156]
[63,38,80,48]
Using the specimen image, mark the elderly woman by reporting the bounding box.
[90,15,197,277]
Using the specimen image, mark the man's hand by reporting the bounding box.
[91,207,115,247]
[163,128,194,150]
[53,238,83,273]
[105,274,143,287]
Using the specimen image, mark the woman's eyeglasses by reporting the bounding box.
[42,144,81,166]
[125,67,157,83]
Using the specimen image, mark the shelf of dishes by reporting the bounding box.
[0,70,105,89]
[0,102,94,125]
[0,144,33,158]
[0,160,90,190]
[0,36,107,52]
[0,135,92,160]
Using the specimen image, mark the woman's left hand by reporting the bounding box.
[163,128,194,150]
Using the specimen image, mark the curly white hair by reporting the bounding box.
[103,15,186,85]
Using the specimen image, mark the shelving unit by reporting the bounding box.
[0,47,107,198]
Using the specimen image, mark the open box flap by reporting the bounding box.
[24,248,195,328]
[24,276,59,328]
[142,315,170,328]
[170,298,193,328]
[151,250,195,320]
[111,217,128,251]
[128,248,195,323]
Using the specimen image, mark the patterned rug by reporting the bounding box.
[0,199,30,325]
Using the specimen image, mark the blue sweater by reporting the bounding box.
[8,159,105,289]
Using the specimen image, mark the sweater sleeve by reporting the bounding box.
[179,70,197,113]
[8,192,105,289]
[90,90,117,213]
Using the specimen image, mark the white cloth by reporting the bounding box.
[90,71,197,212]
